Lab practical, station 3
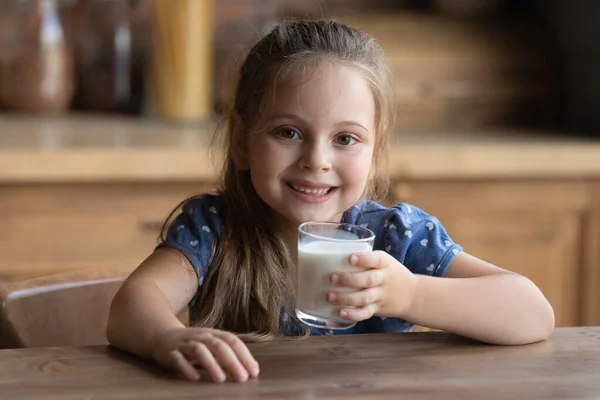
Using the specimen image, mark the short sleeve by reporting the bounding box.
[156,195,222,303]
[368,203,462,277]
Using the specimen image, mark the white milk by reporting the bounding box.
[297,240,373,320]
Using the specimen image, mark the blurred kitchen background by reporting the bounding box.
[0,0,598,133]
[0,0,599,331]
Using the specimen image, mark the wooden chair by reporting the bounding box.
[0,268,131,348]
[0,267,191,349]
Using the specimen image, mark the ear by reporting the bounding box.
[229,114,250,170]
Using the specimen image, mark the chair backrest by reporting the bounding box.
[0,268,129,348]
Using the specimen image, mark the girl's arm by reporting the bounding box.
[402,252,555,345]
[328,251,555,345]
[106,246,198,359]
[107,247,259,383]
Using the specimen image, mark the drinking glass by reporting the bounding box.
[296,221,375,330]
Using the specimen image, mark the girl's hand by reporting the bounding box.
[152,327,260,383]
[327,250,418,321]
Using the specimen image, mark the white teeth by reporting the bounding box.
[290,184,330,195]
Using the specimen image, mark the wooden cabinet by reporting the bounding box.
[582,184,600,326]
[1,179,599,328]
[389,181,590,327]
[0,183,209,281]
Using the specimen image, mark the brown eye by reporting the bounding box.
[335,134,357,146]
[277,127,300,139]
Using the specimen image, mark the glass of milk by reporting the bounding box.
[295,221,375,330]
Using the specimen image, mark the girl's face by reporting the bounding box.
[246,63,376,230]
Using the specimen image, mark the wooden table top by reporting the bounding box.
[2,327,600,399]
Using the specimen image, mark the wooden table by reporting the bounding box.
[2,327,600,399]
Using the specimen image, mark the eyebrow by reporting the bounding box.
[270,114,370,133]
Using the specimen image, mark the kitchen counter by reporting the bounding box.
[1,113,599,182]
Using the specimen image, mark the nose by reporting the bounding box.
[298,139,332,172]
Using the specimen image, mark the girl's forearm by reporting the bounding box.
[106,280,185,359]
[401,273,555,345]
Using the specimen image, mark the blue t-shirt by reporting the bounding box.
[158,195,462,336]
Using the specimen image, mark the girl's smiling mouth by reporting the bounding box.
[286,181,338,202]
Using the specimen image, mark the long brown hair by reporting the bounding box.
[163,20,394,339]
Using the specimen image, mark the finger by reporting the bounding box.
[327,287,382,307]
[203,336,250,382]
[349,250,396,269]
[331,269,385,288]
[168,349,201,382]
[339,303,378,322]
[213,331,260,378]
[179,342,226,383]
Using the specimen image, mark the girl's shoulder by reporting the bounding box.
[178,194,224,235]
[343,200,430,229]
[180,193,221,216]
[158,194,224,278]
[344,200,462,277]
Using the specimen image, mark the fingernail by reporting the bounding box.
[327,292,337,303]
[350,255,359,265]
[251,366,260,377]
[331,273,340,284]
[340,310,348,318]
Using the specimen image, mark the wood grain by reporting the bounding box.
[0,183,212,281]
[582,183,600,325]
[337,13,559,130]
[389,180,588,327]
[1,327,600,399]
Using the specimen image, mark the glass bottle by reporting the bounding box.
[72,0,147,114]
[0,0,75,113]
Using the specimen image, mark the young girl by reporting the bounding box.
[107,20,554,384]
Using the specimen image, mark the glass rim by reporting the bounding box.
[298,221,375,243]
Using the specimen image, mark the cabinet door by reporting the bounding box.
[390,181,589,327]
[0,183,214,281]
[582,183,600,326]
